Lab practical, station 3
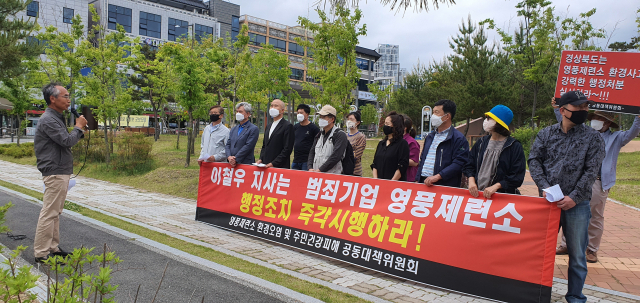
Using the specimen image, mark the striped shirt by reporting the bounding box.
[421,128,450,177]
[347,131,367,176]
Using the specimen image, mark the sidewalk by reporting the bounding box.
[1,159,638,302]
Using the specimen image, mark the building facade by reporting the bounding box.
[374,43,407,90]
[207,0,240,41]
[15,0,91,36]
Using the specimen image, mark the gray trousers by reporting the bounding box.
[560,179,609,252]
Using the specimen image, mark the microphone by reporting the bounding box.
[70,107,81,118]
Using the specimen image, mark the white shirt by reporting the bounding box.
[200,123,229,162]
[269,117,282,138]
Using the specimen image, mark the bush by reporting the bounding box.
[511,126,542,160]
[112,132,153,173]
[72,130,109,163]
[0,143,34,158]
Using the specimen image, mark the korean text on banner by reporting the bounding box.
[196,163,560,303]
[555,50,640,115]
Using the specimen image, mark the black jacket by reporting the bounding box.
[260,118,295,168]
[463,135,526,194]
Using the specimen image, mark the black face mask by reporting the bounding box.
[210,114,220,123]
[383,125,393,135]
[564,109,588,125]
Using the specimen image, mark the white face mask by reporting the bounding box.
[346,121,356,129]
[236,112,245,122]
[297,114,304,122]
[591,119,604,131]
[318,118,329,128]
[431,114,445,128]
[269,108,280,118]
[483,119,496,133]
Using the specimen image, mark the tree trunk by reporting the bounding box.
[15,115,21,146]
[530,85,538,128]
[185,111,194,167]
[176,127,180,150]
[108,120,114,153]
[191,120,197,155]
[518,92,524,127]
[463,117,471,137]
[103,114,111,164]
[152,103,159,141]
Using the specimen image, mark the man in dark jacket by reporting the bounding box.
[33,83,87,263]
[226,102,259,166]
[415,99,469,187]
[257,99,294,168]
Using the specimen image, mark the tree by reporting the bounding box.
[129,44,176,141]
[608,9,640,51]
[359,103,378,127]
[78,5,135,163]
[317,0,455,13]
[0,67,41,146]
[0,0,43,80]
[297,7,366,118]
[243,44,293,110]
[161,35,211,167]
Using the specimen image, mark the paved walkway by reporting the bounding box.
[1,160,638,302]
[0,137,33,145]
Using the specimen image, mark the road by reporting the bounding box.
[0,191,291,303]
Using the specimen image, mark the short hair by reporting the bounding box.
[297,104,311,114]
[42,82,62,106]
[209,105,224,115]
[434,99,457,120]
[493,122,511,137]
[346,111,361,125]
[236,102,252,115]
[322,113,336,124]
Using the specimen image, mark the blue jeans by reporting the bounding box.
[291,162,308,171]
[561,200,591,303]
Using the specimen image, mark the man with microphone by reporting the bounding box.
[33,83,87,263]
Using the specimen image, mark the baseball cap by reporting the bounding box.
[317,105,337,116]
[555,91,596,107]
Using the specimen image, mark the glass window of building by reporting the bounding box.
[248,33,266,46]
[269,38,286,52]
[358,79,369,91]
[231,16,240,41]
[108,4,132,33]
[139,12,161,39]
[356,58,369,71]
[63,7,74,24]
[168,18,189,41]
[26,1,38,17]
[288,42,304,56]
[195,24,213,41]
[290,68,304,81]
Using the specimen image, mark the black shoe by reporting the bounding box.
[51,249,70,257]
[35,254,53,263]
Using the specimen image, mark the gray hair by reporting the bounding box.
[236,102,252,115]
[42,82,62,105]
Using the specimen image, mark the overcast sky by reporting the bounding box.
[231,0,639,72]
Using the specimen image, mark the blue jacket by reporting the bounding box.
[226,121,259,165]
[415,126,469,187]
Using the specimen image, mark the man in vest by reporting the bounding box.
[307,105,348,174]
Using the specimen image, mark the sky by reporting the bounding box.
[230,0,639,72]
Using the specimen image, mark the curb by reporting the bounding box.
[0,183,389,303]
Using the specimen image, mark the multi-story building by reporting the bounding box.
[374,44,407,90]
[15,0,91,35]
[207,0,240,41]
[239,14,380,107]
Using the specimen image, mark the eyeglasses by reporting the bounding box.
[60,95,71,100]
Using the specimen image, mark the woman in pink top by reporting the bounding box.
[402,115,421,182]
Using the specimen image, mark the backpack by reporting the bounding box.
[331,129,355,175]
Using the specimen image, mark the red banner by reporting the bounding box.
[555,50,640,114]
[196,163,560,302]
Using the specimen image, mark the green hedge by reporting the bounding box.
[511,126,541,160]
[0,143,35,158]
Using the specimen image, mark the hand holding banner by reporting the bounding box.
[196,163,560,303]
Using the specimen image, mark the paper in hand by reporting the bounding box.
[42,179,77,192]
[543,184,564,202]
[252,163,267,168]
[198,153,211,161]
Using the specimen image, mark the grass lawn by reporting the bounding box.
[608,151,640,208]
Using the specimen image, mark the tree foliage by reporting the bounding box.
[0,0,42,80]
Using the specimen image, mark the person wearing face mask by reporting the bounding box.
[226,102,259,167]
[402,115,420,182]
[257,99,294,168]
[308,105,349,174]
[552,100,640,263]
[346,111,366,176]
[529,91,605,303]
[463,105,526,198]
[198,106,230,167]
[371,111,409,180]
[415,99,469,187]
[292,104,320,171]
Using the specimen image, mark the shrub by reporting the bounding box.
[112,132,153,173]
[0,143,35,158]
[72,130,108,163]
[511,126,542,160]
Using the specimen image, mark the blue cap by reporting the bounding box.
[485,105,513,130]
